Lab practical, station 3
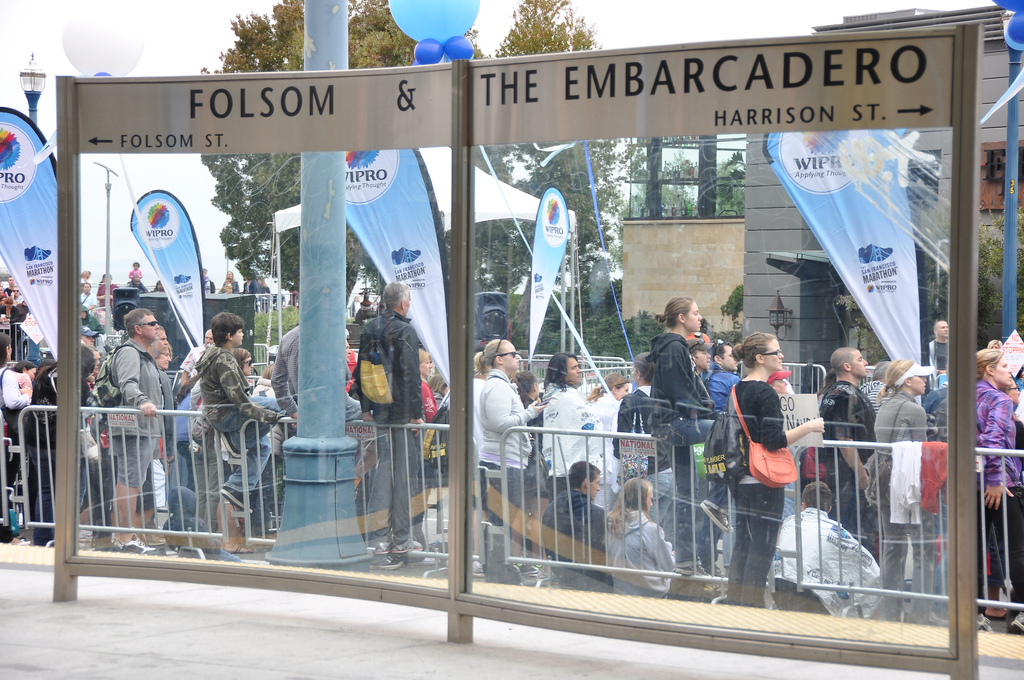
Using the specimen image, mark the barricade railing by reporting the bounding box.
[253,343,270,372]
[496,425,727,595]
[9,398,1022,619]
[780,362,826,394]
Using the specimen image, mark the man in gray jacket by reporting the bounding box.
[109,307,164,554]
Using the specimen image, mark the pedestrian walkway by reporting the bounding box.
[0,547,1018,679]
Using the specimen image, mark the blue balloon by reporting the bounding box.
[94,72,112,77]
[1008,13,1024,50]
[444,35,474,61]
[994,1,1024,12]
[414,39,445,65]
[412,59,422,66]
[390,0,481,41]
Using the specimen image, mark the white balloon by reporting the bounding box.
[62,8,144,77]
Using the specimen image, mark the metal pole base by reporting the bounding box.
[266,435,369,569]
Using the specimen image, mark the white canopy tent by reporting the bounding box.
[270,147,576,345]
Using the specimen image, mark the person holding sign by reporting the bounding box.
[727,332,823,609]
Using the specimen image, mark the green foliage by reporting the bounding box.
[209,0,304,74]
[254,305,300,346]
[716,150,746,217]
[495,0,598,57]
[978,215,1024,347]
[348,0,417,68]
[721,284,743,324]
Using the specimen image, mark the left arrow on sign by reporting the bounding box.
[88,137,113,145]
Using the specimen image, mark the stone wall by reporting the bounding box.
[622,218,745,336]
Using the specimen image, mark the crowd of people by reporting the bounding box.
[6,282,1024,633]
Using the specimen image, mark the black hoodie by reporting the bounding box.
[648,331,714,432]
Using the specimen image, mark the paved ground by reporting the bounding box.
[2,557,1020,680]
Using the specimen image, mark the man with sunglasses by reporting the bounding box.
[108,307,165,554]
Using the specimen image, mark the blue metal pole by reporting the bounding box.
[24,91,40,125]
[1004,45,1021,341]
[268,1,367,568]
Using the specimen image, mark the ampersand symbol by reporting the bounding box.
[397,80,416,112]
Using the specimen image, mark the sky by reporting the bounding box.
[0,0,993,288]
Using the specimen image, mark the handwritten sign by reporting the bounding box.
[1003,330,1024,378]
[345,423,377,441]
[779,394,823,448]
[21,314,44,345]
[619,437,656,458]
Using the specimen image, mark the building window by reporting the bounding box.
[626,134,745,219]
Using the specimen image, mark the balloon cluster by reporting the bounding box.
[389,0,480,65]
[997,3,1024,50]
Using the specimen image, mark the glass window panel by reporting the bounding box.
[467,128,952,650]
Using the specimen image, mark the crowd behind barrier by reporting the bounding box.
[5,395,1018,625]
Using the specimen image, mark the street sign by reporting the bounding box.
[74,65,453,154]
[471,31,953,144]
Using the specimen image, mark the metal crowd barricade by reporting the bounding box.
[14,396,1012,620]
[496,425,725,594]
[780,362,826,395]
[345,420,455,571]
[974,446,1024,617]
[252,343,270,372]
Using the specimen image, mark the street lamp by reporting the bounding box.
[1004,13,1022,341]
[19,54,45,125]
[93,162,119,337]
[768,291,793,340]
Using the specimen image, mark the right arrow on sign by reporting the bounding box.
[896,105,934,116]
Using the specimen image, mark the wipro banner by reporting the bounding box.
[0,108,58,356]
[130,190,205,346]
[345,149,450,383]
[766,131,922,362]
[528,187,569,358]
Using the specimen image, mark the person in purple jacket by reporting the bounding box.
[975,348,1024,634]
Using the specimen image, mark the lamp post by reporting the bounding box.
[93,162,119,337]
[19,54,45,125]
[1005,16,1022,341]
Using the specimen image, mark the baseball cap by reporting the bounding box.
[81,326,100,338]
[767,370,792,385]
[895,363,934,386]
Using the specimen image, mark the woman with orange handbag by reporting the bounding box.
[727,332,823,608]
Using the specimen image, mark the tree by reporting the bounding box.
[485,1,630,355]
[978,214,1024,346]
[495,0,597,57]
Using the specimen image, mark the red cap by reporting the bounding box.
[766,370,792,385]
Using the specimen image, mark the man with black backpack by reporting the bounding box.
[106,307,164,554]
[357,281,424,570]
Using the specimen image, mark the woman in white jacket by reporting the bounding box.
[478,339,546,572]
[542,352,605,501]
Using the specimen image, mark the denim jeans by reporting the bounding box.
[27,444,54,546]
[365,425,420,547]
[213,396,282,494]
[668,418,714,569]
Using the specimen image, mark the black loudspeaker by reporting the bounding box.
[138,293,256,372]
[475,292,508,347]
[112,287,140,331]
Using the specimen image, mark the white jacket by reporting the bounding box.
[542,384,604,478]
[478,370,540,468]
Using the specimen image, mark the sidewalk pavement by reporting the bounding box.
[0,562,1013,680]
